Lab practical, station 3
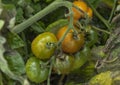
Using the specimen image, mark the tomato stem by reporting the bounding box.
[92,26,111,35]
[21,32,29,58]
[103,57,118,63]
[86,0,111,31]
[58,74,65,85]
[72,4,84,15]
[47,55,55,85]
[108,0,118,23]
[57,7,74,47]
[10,1,73,33]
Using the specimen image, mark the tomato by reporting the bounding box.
[25,57,49,83]
[87,7,93,18]
[56,26,85,53]
[89,71,112,85]
[72,46,91,71]
[53,53,74,74]
[31,32,57,60]
[72,1,88,20]
[71,1,93,23]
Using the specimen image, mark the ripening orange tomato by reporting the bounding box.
[70,1,93,23]
[87,7,93,18]
[56,26,85,53]
[72,1,88,20]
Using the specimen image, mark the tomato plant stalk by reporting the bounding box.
[57,7,74,47]
[86,0,111,31]
[108,0,118,23]
[10,1,73,33]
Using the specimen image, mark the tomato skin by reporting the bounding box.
[31,32,57,60]
[25,57,49,83]
[89,71,112,85]
[53,54,74,74]
[87,7,93,18]
[71,1,93,23]
[56,26,85,53]
[72,46,91,71]
[72,1,88,20]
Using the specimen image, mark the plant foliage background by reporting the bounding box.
[0,0,120,85]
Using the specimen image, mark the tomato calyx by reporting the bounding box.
[56,52,66,61]
[73,31,83,40]
[46,42,56,49]
[40,60,50,68]
[53,53,75,74]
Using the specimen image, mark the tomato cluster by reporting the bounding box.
[26,27,86,83]
[26,32,57,83]
[25,0,93,83]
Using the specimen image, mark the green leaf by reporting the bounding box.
[5,50,25,75]
[101,0,114,7]
[89,71,112,85]
[0,72,3,85]
[15,7,24,24]
[31,3,42,14]
[3,4,15,10]
[7,32,25,49]
[0,8,3,15]
[0,20,4,30]
[0,35,29,85]
[45,19,68,34]
[65,81,75,85]
[45,0,54,3]
[0,36,6,63]
[116,5,120,12]
[86,0,101,8]
[8,17,16,29]
[2,0,18,5]
[0,36,20,82]
[86,29,99,47]
[0,3,16,30]
[31,21,45,33]
[33,0,39,3]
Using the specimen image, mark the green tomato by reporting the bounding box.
[72,46,91,70]
[31,32,57,60]
[26,57,49,83]
[53,53,74,74]
[89,71,112,85]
